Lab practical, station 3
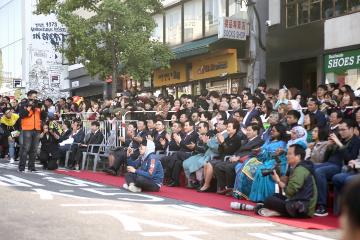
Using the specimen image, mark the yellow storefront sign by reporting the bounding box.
[191,49,238,81]
[153,63,187,87]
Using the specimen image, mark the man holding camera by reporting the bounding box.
[256,144,318,218]
[18,90,47,172]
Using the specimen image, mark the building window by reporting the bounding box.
[298,1,310,24]
[152,14,164,43]
[205,0,226,36]
[310,0,321,21]
[286,0,298,27]
[165,6,182,46]
[184,0,203,42]
[349,0,360,13]
[229,0,248,19]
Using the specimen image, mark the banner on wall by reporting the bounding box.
[27,0,69,100]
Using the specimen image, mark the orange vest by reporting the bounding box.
[21,108,41,131]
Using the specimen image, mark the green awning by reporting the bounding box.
[172,35,219,59]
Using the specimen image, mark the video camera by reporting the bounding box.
[261,155,282,177]
[27,99,43,109]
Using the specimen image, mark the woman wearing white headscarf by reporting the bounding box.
[287,100,304,125]
[123,140,164,192]
[287,126,308,148]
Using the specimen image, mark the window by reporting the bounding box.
[229,0,248,19]
[184,0,203,42]
[349,0,360,12]
[298,1,310,24]
[152,14,164,42]
[310,0,321,21]
[205,0,226,36]
[286,0,297,27]
[165,6,182,46]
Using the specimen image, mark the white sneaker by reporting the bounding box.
[122,183,129,190]
[9,158,15,164]
[128,183,142,193]
[257,208,281,217]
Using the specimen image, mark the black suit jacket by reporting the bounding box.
[244,109,260,127]
[218,133,242,156]
[153,130,167,151]
[179,131,199,152]
[58,129,72,143]
[72,129,85,144]
[85,130,104,145]
[234,136,264,158]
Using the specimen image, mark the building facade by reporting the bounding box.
[0,0,69,99]
[267,0,360,94]
[152,0,268,97]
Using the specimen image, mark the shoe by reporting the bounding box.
[256,207,281,217]
[217,187,232,195]
[17,169,25,173]
[128,183,142,193]
[197,187,211,193]
[167,181,180,187]
[28,169,38,173]
[314,205,329,217]
[9,158,15,164]
[122,183,129,190]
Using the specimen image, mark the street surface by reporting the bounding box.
[0,159,340,240]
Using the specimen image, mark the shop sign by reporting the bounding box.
[192,50,238,80]
[218,17,249,41]
[324,49,360,73]
[153,63,186,87]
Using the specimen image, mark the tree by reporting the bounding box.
[36,0,173,97]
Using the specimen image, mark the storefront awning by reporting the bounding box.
[172,35,219,59]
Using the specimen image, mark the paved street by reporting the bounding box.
[0,160,340,240]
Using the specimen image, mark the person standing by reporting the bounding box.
[18,90,47,172]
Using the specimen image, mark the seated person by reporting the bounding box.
[147,120,167,152]
[255,144,317,218]
[63,120,85,166]
[160,120,199,187]
[332,149,360,215]
[182,121,214,189]
[216,123,264,195]
[205,119,243,194]
[305,126,330,164]
[123,140,164,192]
[104,120,148,175]
[39,123,60,170]
[53,120,72,166]
[340,175,360,240]
[68,121,104,170]
[314,119,360,217]
[162,121,184,152]
[118,122,137,147]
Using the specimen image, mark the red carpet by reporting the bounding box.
[55,169,339,230]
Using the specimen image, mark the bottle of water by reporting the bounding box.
[230,202,255,211]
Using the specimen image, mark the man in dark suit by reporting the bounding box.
[243,97,260,127]
[160,120,199,187]
[68,121,104,170]
[148,120,167,152]
[63,120,85,167]
[307,98,327,128]
[214,123,264,194]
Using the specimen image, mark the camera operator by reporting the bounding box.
[18,90,47,172]
[256,144,318,218]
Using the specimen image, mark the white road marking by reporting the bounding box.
[0,175,44,187]
[169,204,229,216]
[141,231,208,240]
[293,232,336,240]
[59,190,74,193]
[61,203,122,207]
[32,188,88,200]
[272,232,314,240]
[43,177,104,187]
[248,233,286,240]
[79,210,188,232]
[194,216,274,228]
[81,188,164,202]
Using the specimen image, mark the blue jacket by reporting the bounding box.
[128,153,164,186]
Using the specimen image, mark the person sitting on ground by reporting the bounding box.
[255,144,317,218]
[39,123,60,170]
[314,119,360,217]
[123,140,164,193]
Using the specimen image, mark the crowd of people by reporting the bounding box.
[1,82,360,219]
